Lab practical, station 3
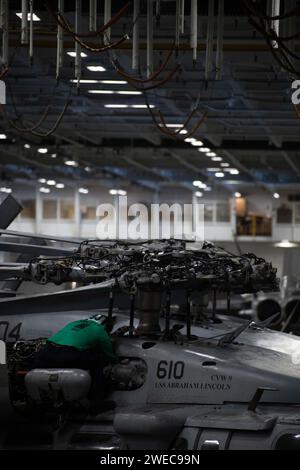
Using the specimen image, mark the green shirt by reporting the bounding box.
[48,319,117,362]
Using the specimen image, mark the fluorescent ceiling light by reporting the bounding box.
[109,189,127,196]
[56,183,65,189]
[38,178,46,183]
[229,169,239,175]
[100,80,127,84]
[206,152,216,157]
[195,191,203,198]
[0,134,7,139]
[204,187,212,191]
[47,180,56,186]
[16,12,40,21]
[184,138,196,143]
[67,51,88,58]
[40,187,50,193]
[207,168,221,172]
[212,157,223,162]
[193,181,207,189]
[85,166,92,172]
[38,148,48,154]
[65,160,79,167]
[24,143,31,149]
[221,162,230,167]
[117,91,142,95]
[105,104,129,108]
[215,172,225,178]
[89,90,143,95]
[164,124,184,128]
[198,147,210,153]
[87,65,106,72]
[132,104,155,109]
[158,124,187,134]
[89,90,114,94]
[0,187,12,193]
[191,140,203,147]
[71,79,101,84]
[79,187,89,194]
[51,153,57,159]
[274,240,298,248]
[234,192,242,198]
[273,192,280,199]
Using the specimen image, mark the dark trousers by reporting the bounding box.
[32,342,107,405]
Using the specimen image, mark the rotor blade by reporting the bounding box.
[0,195,23,229]
[0,266,28,281]
[0,241,73,256]
[0,262,29,267]
[2,236,48,292]
[0,228,82,244]
[0,280,131,316]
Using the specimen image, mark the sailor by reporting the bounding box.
[32,315,117,412]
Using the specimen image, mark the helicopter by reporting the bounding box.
[1,196,300,451]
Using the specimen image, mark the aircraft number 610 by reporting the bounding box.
[156,360,185,379]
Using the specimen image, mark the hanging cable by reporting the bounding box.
[26,101,70,137]
[243,0,300,21]
[143,91,208,139]
[1,92,71,137]
[0,104,51,133]
[55,8,129,53]
[293,103,300,119]
[242,1,300,78]
[113,43,178,84]
[1,78,73,137]
[47,2,130,39]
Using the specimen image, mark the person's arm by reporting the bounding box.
[97,325,118,362]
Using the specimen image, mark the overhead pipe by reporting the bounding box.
[181,0,185,34]
[21,0,29,45]
[216,0,224,80]
[155,0,160,26]
[132,0,140,70]
[29,0,33,64]
[270,0,281,48]
[147,0,153,78]
[0,0,4,29]
[89,0,97,32]
[104,0,111,45]
[175,0,181,49]
[205,0,215,81]
[75,0,82,90]
[1,0,7,66]
[190,0,197,63]
[56,0,64,81]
